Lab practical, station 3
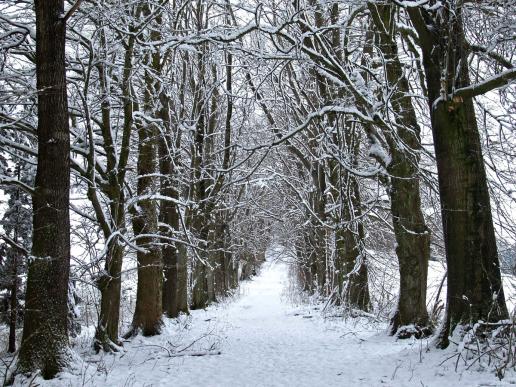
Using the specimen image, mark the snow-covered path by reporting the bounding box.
[43,247,514,387]
[166,255,383,386]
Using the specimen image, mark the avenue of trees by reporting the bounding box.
[0,0,515,380]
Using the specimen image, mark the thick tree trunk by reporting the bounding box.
[191,265,209,308]
[432,95,508,345]
[127,121,162,336]
[126,6,164,335]
[310,187,328,293]
[188,38,212,310]
[335,177,370,311]
[94,243,124,351]
[158,96,189,318]
[214,51,234,298]
[18,0,71,378]
[159,110,181,318]
[330,122,370,310]
[368,3,431,336]
[160,193,179,317]
[408,4,508,347]
[335,228,370,309]
[388,167,430,336]
[191,225,210,309]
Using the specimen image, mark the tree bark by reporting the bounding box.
[94,244,124,351]
[335,170,370,311]
[368,3,431,336]
[191,225,210,309]
[190,41,211,310]
[160,133,180,318]
[407,3,508,347]
[158,87,186,317]
[212,223,226,298]
[176,242,189,313]
[8,255,17,353]
[127,115,163,335]
[127,46,163,336]
[93,26,135,351]
[18,0,71,378]
[126,3,165,335]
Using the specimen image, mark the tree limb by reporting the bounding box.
[62,0,84,23]
[0,175,35,196]
[452,68,516,100]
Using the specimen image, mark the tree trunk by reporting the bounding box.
[128,133,163,335]
[368,3,431,336]
[159,104,181,318]
[160,187,180,318]
[127,117,162,336]
[212,222,226,298]
[228,251,239,290]
[191,225,209,309]
[130,199,163,336]
[93,26,135,351]
[330,119,370,310]
[126,5,164,335]
[335,175,370,311]
[8,256,17,353]
[18,0,71,378]
[310,186,328,293]
[388,167,431,336]
[408,4,508,347]
[94,243,124,351]
[298,232,314,292]
[191,264,209,308]
[176,242,189,313]
[190,43,211,310]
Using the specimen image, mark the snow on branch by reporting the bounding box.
[451,68,516,101]
[0,175,35,196]
[247,105,374,152]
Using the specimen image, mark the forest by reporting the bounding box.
[0,0,516,385]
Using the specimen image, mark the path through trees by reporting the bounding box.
[33,246,513,387]
[1,1,515,384]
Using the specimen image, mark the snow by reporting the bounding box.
[11,246,516,386]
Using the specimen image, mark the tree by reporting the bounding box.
[18,0,71,378]
[60,0,163,351]
[405,0,514,346]
[126,3,163,337]
[0,161,32,353]
[368,2,431,336]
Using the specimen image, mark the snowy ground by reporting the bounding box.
[10,246,516,386]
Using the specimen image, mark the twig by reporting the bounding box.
[168,350,221,358]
